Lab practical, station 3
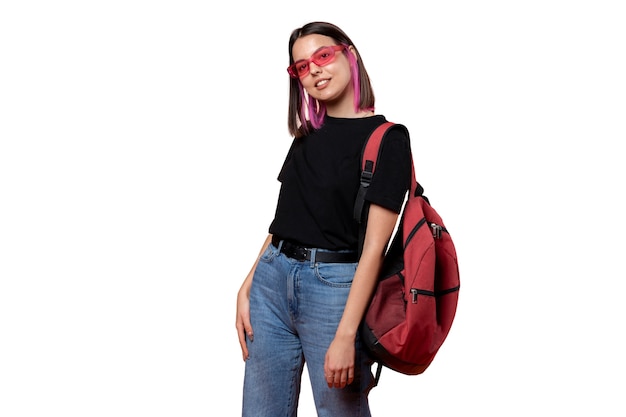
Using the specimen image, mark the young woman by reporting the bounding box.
[236,21,412,417]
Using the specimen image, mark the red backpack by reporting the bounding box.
[354,122,460,384]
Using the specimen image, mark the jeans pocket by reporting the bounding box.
[258,244,278,263]
[314,262,358,287]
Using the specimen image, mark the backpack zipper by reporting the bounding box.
[406,221,451,304]
[405,218,448,247]
[430,223,448,239]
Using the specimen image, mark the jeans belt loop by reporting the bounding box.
[309,248,317,267]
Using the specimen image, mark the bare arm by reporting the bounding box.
[236,234,272,361]
[324,204,399,388]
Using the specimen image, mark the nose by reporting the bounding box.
[309,62,322,75]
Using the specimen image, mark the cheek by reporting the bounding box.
[300,76,317,90]
[330,61,353,86]
[326,68,353,94]
[300,79,318,99]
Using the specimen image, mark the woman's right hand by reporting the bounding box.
[236,279,253,361]
[236,235,271,361]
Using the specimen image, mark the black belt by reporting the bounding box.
[271,236,358,263]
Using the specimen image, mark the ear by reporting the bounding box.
[347,45,358,61]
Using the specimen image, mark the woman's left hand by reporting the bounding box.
[323,335,355,389]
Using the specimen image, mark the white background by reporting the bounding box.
[1,1,625,416]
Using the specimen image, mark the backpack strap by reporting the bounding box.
[353,122,396,225]
[354,122,425,228]
[353,122,396,256]
[353,121,401,384]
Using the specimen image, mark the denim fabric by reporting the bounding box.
[242,242,375,417]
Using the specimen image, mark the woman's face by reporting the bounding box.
[291,34,355,113]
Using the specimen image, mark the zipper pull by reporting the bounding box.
[410,288,418,304]
[430,223,443,239]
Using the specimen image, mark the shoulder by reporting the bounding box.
[385,121,410,137]
[371,115,409,140]
[361,117,411,161]
[375,121,412,168]
[380,121,411,150]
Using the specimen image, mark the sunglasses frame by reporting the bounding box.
[287,45,347,79]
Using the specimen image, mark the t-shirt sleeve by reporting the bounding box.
[277,139,296,182]
[364,127,412,213]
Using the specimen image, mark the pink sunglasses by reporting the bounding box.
[287,45,347,78]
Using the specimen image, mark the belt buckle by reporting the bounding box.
[294,246,309,261]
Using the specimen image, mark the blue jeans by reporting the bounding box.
[242,242,375,417]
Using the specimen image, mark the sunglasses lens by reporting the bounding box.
[312,47,337,66]
[290,61,308,77]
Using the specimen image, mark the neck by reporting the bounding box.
[326,106,375,119]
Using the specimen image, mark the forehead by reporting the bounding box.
[292,34,337,60]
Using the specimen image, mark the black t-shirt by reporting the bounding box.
[268,115,411,251]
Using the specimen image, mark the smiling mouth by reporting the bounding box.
[315,79,329,87]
